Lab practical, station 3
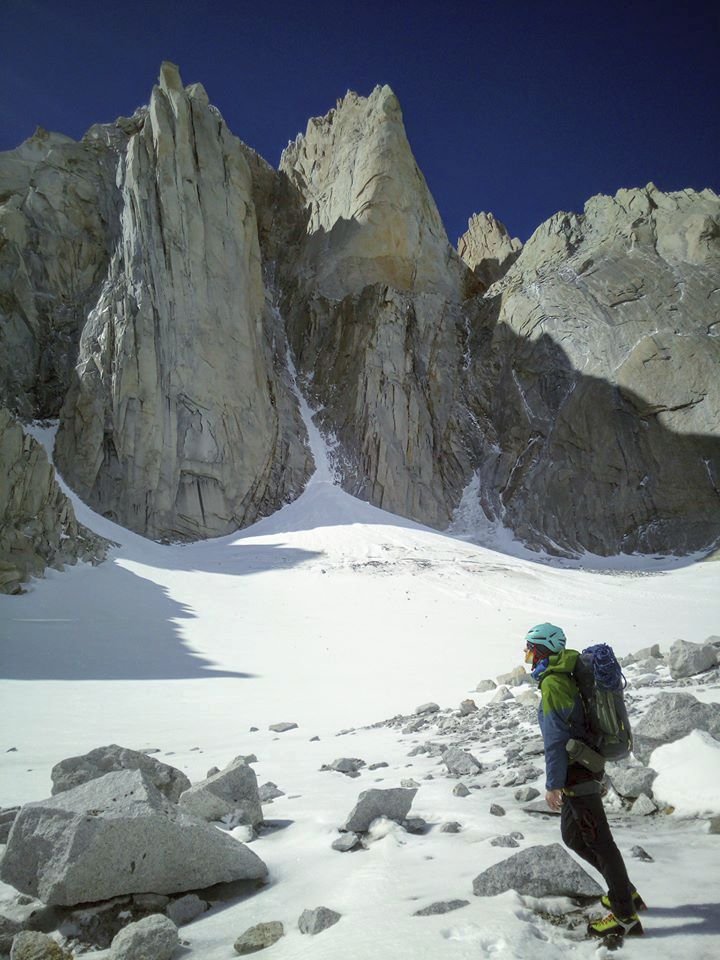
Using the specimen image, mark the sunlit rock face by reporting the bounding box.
[278,86,476,528]
[457,212,522,290]
[54,63,311,540]
[0,64,718,563]
[465,185,720,555]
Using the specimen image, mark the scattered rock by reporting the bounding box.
[490,685,514,704]
[268,723,298,733]
[708,816,720,834]
[413,899,469,916]
[453,783,470,798]
[331,833,362,852]
[514,690,540,708]
[368,762,388,770]
[459,699,477,714]
[258,782,285,802]
[490,834,520,848]
[206,766,220,779]
[667,639,717,679]
[440,821,462,833]
[178,756,262,826]
[407,745,427,757]
[442,746,482,776]
[343,787,417,833]
[402,719,425,734]
[109,914,178,960]
[415,702,440,716]
[326,758,366,775]
[234,921,284,955]
[635,644,661,660]
[496,666,531,687]
[298,907,341,935]
[631,845,654,861]
[0,769,267,905]
[476,680,497,692]
[631,794,657,816]
[490,803,506,817]
[401,778,420,788]
[520,739,545,757]
[472,843,603,898]
[165,893,207,926]
[50,744,191,802]
[403,817,428,834]
[10,931,71,960]
[514,787,540,802]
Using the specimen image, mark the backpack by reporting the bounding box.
[572,643,632,763]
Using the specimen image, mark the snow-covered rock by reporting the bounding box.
[343,787,417,832]
[51,744,190,802]
[178,756,262,825]
[472,843,603,898]
[651,730,720,816]
[0,769,267,905]
[109,914,178,960]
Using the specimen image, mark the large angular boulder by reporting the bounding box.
[472,843,603,898]
[178,757,262,825]
[632,692,720,763]
[667,639,717,679]
[51,744,191,802]
[343,788,417,833]
[0,769,267,906]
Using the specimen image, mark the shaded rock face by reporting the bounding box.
[465,185,720,555]
[0,411,105,594]
[54,62,311,540]
[0,126,121,420]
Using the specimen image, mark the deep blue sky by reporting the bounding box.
[2,0,718,242]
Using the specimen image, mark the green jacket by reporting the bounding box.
[535,649,593,790]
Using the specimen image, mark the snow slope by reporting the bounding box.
[1,399,719,958]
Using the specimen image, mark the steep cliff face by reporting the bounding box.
[55,63,311,540]
[1,66,718,566]
[0,411,105,594]
[0,126,121,418]
[278,86,475,528]
[467,185,720,555]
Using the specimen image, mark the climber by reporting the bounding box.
[524,622,646,939]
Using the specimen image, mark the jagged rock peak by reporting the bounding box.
[279,84,466,298]
[457,212,522,288]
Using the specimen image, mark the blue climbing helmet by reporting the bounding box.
[524,622,567,654]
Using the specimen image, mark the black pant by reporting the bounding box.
[561,792,635,918]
